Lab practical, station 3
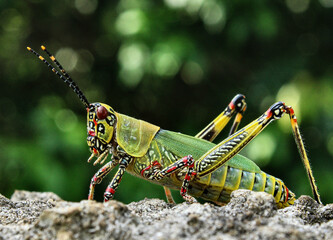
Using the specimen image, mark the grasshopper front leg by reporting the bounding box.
[88,158,118,200]
[104,155,132,202]
[88,147,133,202]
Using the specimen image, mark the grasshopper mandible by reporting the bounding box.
[27,45,322,208]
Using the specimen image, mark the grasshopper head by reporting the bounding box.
[87,103,116,156]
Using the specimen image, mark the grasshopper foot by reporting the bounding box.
[183,195,198,204]
[104,186,115,202]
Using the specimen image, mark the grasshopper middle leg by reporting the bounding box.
[141,155,197,203]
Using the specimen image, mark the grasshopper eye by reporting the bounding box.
[96,105,108,120]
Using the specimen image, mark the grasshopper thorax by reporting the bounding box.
[87,103,116,156]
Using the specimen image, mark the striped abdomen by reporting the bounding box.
[188,165,295,208]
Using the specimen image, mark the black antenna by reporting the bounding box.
[27,45,90,108]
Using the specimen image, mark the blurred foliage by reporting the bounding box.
[0,0,333,205]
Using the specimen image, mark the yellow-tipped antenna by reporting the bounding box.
[27,45,90,108]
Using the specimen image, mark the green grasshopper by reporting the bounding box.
[27,45,322,208]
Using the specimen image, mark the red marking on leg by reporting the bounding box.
[184,174,191,181]
[93,176,98,183]
[265,109,273,119]
[141,165,152,177]
[93,148,98,154]
[167,166,177,173]
[229,101,235,110]
[106,186,115,194]
[181,188,187,194]
[285,186,289,203]
[188,163,195,168]
[183,156,194,165]
[288,107,295,115]
[152,161,161,167]
[182,158,188,164]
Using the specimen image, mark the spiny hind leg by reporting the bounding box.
[195,102,321,204]
[195,102,292,176]
[195,102,289,177]
[286,106,321,204]
[162,94,247,203]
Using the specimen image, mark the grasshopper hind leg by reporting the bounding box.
[195,102,321,205]
[195,94,247,141]
[161,94,247,203]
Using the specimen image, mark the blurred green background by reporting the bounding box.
[0,0,333,204]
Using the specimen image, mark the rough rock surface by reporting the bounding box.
[0,190,332,240]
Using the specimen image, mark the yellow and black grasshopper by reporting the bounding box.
[27,45,322,208]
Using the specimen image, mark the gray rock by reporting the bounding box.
[10,190,62,202]
[0,190,332,240]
